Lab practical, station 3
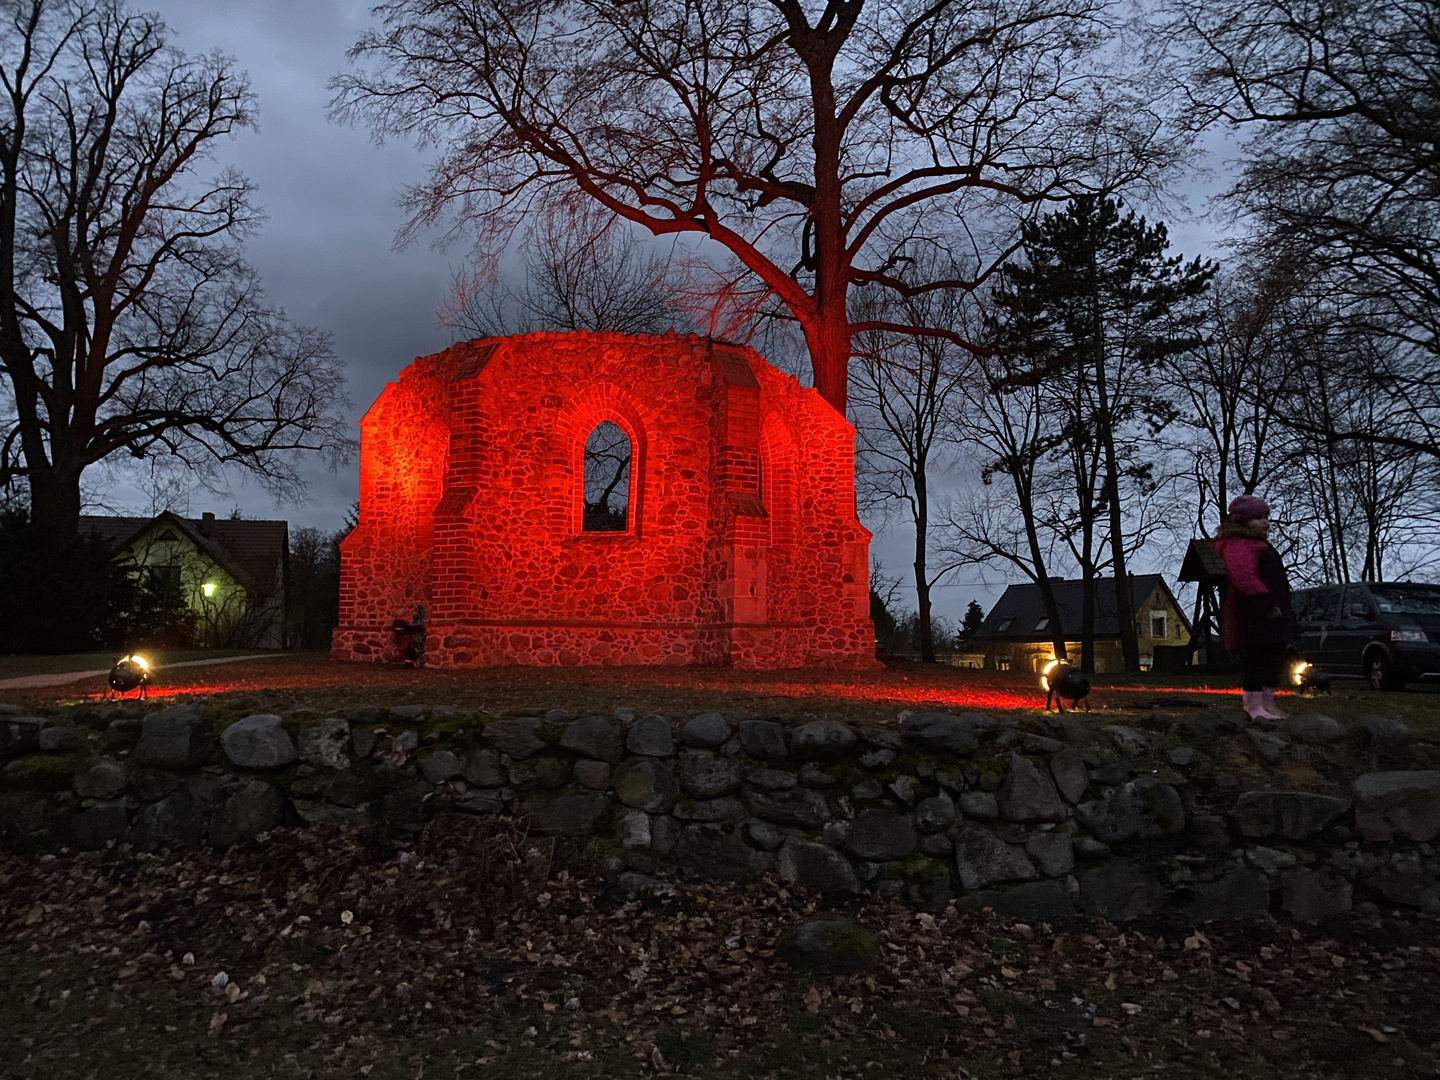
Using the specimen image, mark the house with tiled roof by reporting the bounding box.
[80,511,288,648]
[971,574,1192,674]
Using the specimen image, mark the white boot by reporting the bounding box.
[1241,690,1265,721]
[1261,688,1289,720]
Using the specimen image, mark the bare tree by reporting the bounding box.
[851,273,971,663]
[1157,262,1292,539]
[1163,0,1440,461]
[939,339,1075,662]
[334,0,1180,415]
[0,0,353,545]
[449,202,693,337]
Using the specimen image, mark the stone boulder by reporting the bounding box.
[209,780,283,848]
[774,914,878,974]
[1184,868,1271,922]
[778,839,862,894]
[743,787,831,828]
[1074,778,1184,844]
[462,750,505,788]
[72,757,128,799]
[1285,712,1342,745]
[481,718,546,760]
[959,791,999,821]
[1284,869,1353,923]
[626,715,675,757]
[559,715,624,763]
[132,705,212,769]
[914,793,955,833]
[1233,790,1349,840]
[220,715,297,769]
[898,712,991,755]
[0,716,46,760]
[1078,859,1167,920]
[1049,748,1090,804]
[613,759,679,813]
[508,755,576,793]
[953,826,1038,890]
[417,749,463,785]
[1024,831,1074,878]
[519,791,609,835]
[680,750,742,799]
[131,790,206,851]
[738,719,788,760]
[680,712,731,748]
[843,809,918,861]
[298,719,351,771]
[1102,725,1149,759]
[789,721,857,761]
[1352,771,1440,842]
[998,752,1066,823]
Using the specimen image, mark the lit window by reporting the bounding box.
[202,582,216,598]
[996,658,1011,671]
[582,421,631,532]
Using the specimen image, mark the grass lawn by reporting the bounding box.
[0,649,268,680]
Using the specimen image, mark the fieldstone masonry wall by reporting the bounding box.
[331,332,876,669]
[2,700,1438,923]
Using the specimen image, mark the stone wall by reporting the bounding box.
[2,700,1437,922]
[331,332,876,670]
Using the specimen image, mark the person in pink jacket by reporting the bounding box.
[1215,494,1294,721]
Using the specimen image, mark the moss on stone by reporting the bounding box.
[4,752,84,791]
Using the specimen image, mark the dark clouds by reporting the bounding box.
[132,1,450,530]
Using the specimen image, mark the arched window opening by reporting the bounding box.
[583,421,631,531]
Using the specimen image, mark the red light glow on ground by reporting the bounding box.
[37,656,1261,721]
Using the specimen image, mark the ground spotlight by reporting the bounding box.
[1041,659,1090,713]
[1290,657,1332,695]
[108,654,151,699]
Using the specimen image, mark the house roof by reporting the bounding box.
[1179,539,1226,583]
[976,575,1189,640]
[79,512,287,591]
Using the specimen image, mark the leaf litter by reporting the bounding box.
[1,815,1438,1078]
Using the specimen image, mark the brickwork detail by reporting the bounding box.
[332,332,877,668]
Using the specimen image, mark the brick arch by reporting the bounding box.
[549,383,654,537]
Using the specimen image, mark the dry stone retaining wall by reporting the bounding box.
[2,700,1438,923]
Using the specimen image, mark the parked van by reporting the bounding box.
[1291,582,1440,690]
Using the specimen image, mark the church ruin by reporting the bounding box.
[331,332,876,668]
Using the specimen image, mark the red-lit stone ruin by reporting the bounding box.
[331,332,877,668]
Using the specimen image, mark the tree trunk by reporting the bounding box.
[22,458,83,548]
[914,470,935,662]
[1091,290,1139,671]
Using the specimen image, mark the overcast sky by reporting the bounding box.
[125,0,1232,625]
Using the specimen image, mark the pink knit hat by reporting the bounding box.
[1228,494,1270,522]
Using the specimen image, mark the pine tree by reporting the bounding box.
[990,196,1214,671]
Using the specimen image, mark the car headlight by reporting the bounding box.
[1390,629,1428,643]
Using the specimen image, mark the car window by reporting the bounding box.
[1295,587,1339,622]
[1370,584,1440,615]
[1343,585,1372,618]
